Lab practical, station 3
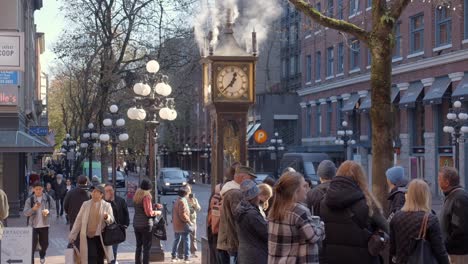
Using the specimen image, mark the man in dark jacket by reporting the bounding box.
[386,166,408,220]
[438,166,468,264]
[51,174,67,217]
[63,175,90,230]
[44,183,56,200]
[306,160,336,215]
[104,183,130,264]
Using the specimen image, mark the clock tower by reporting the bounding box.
[201,10,257,190]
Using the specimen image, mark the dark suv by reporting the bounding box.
[157,168,187,195]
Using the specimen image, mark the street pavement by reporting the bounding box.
[5,172,211,264]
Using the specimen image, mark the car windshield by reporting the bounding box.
[304,161,317,176]
[164,171,184,179]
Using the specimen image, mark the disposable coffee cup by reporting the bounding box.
[42,209,49,216]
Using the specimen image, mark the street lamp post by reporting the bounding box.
[61,134,77,180]
[100,105,129,186]
[182,144,192,172]
[443,100,468,171]
[80,123,101,179]
[204,143,212,184]
[159,145,169,167]
[127,60,177,262]
[268,132,285,179]
[335,121,356,160]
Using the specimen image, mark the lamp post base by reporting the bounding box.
[149,236,165,262]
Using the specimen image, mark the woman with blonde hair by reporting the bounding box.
[268,171,325,264]
[390,179,449,264]
[319,160,388,264]
[133,179,162,264]
[257,183,273,218]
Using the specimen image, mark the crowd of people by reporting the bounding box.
[206,161,468,264]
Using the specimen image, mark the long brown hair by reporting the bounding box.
[401,179,431,212]
[336,160,382,216]
[133,188,152,204]
[268,172,303,221]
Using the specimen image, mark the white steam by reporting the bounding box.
[194,0,282,56]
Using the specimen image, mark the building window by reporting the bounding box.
[367,48,371,66]
[315,3,322,30]
[327,47,334,77]
[349,0,359,16]
[337,42,344,73]
[410,14,424,53]
[327,0,334,17]
[306,55,312,82]
[290,24,297,44]
[315,51,322,80]
[306,105,312,137]
[336,99,343,130]
[465,0,468,39]
[305,18,313,35]
[290,56,296,75]
[316,104,322,135]
[350,39,360,70]
[337,0,343,19]
[367,0,371,8]
[327,101,333,133]
[393,22,402,57]
[296,56,301,73]
[282,60,287,78]
[435,7,452,47]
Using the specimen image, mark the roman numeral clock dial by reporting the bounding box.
[216,66,248,99]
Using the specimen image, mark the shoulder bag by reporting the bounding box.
[152,217,167,240]
[347,208,388,256]
[407,213,439,264]
[102,222,127,246]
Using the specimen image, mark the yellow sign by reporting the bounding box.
[254,129,268,144]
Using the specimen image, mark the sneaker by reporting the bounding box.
[184,258,191,263]
[40,258,45,264]
[171,257,179,262]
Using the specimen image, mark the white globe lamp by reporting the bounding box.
[146,60,160,73]
[109,105,118,113]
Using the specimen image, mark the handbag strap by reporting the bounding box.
[417,213,429,240]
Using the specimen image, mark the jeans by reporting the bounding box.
[56,197,64,216]
[177,228,197,257]
[216,249,230,264]
[110,244,119,264]
[32,227,49,260]
[134,227,153,264]
[229,252,238,264]
[87,236,105,264]
[172,232,190,259]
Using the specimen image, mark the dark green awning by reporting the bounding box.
[423,76,451,104]
[452,74,468,101]
[341,93,361,112]
[399,81,424,108]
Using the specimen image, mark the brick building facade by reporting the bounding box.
[298,0,468,195]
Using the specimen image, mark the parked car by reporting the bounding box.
[279,153,331,187]
[158,168,187,195]
[254,173,273,184]
[108,168,126,188]
[183,170,196,184]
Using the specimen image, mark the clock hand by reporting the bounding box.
[222,73,238,92]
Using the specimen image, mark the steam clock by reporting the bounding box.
[202,12,257,190]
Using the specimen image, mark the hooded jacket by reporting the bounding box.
[217,180,242,252]
[234,200,268,264]
[319,176,388,264]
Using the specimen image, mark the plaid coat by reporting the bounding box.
[268,203,325,264]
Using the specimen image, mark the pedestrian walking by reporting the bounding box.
[389,179,449,264]
[171,186,193,263]
[306,160,336,215]
[23,181,55,264]
[64,176,91,230]
[104,183,130,264]
[69,185,115,264]
[217,165,256,264]
[178,185,201,258]
[133,179,161,264]
[257,183,272,219]
[386,166,408,220]
[91,176,101,187]
[438,167,468,263]
[319,160,388,264]
[234,180,268,264]
[44,183,56,200]
[268,171,325,264]
[52,174,67,218]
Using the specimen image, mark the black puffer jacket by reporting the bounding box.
[63,185,90,228]
[388,179,408,218]
[234,200,268,264]
[440,186,468,254]
[319,176,388,264]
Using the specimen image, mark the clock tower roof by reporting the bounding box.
[214,9,249,57]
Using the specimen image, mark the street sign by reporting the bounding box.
[1,227,32,264]
[0,86,17,105]
[0,32,24,71]
[0,71,18,85]
[29,126,49,136]
[254,129,268,144]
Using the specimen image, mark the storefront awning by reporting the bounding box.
[359,94,371,111]
[0,130,53,153]
[399,81,424,108]
[452,74,468,101]
[341,93,361,112]
[423,76,451,104]
[247,123,261,141]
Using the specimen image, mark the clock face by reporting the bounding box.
[216,66,248,99]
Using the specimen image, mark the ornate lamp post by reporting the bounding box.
[61,134,77,179]
[159,145,169,167]
[443,101,468,171]
[182,144,192,171]
[127,60,177,262]
[80,123,101,179]
[204,143,212,183]
[268,132,285,178]
[100,105,129,187]
[335,121,356,160]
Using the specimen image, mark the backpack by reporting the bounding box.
[26,194,51,226]
[208,183,223,235]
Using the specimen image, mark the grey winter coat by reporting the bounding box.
[234,200,268,264]
[23,193,56,227]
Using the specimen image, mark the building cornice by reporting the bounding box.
[421,78,435,87]
[319,98,327,104]
[358,90,368,97]
[299,102,307,108]
[329,96,338,103]
[341,93,351,100]
[298,49,468,96]
[449,72,464,82]
[309,100,316,105]
[397,82,410,91]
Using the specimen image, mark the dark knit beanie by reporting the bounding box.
[140,179,152,191]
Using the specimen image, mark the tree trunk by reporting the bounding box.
[369,25,394,213]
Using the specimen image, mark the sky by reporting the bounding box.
[35,1,64,75]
